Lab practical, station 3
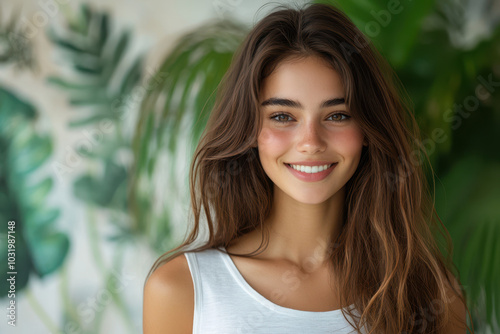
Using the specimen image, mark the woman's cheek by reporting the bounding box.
[332,127,365,151]
[258,127,292,153]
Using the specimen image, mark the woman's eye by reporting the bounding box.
[269,112,351,124]
[328,113,351,122]
[270,113,293,123]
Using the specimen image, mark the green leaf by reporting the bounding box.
[73,159,127,207]
[28,233,70,277]
[119,55,144,95]
[10,132,52,176]
[47,76,105,91]
[315,0,436,68]
[0,87,69,295]
[49,5,144,129]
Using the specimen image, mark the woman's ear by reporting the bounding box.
[363,137,368,147]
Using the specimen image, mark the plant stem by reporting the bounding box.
[59,260,82,331]
[88,205,106,272]
[109,240,136,334]
[86,204,107,334]
[86,206,136,333]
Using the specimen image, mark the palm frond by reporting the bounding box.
[47,3,144,212]
[130,20,247,249]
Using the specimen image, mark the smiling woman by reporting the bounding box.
[143,2,474,334]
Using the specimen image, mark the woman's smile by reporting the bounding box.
[284,162,338,182]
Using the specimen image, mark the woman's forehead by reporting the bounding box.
[259,58,345,104]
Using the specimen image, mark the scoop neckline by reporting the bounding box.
[217,246,355,318]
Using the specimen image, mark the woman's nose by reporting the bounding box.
[296,122,327,154]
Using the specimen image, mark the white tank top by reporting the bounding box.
[184,246,368,334]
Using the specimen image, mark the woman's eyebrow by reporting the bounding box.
[260,97,346,109]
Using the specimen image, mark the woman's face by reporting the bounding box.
[257,55,367,204]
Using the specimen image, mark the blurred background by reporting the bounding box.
[0,0,499,333]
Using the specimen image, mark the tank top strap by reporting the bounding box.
[184,246,256,333]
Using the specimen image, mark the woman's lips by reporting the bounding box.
[284,162,337,182]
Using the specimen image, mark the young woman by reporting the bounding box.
[143,3,474,333]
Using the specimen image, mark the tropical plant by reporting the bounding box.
[47,2,143,230]
[130,19,248,252]
[45,3,145,333]
[0,88,69,297]
[0,6,68,303]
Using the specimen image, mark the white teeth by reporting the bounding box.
[289,163,334,173]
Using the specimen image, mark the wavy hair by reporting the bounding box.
[145,2,474,333]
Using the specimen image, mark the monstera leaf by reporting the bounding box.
[0,88,69,297]
[73,153,128,211]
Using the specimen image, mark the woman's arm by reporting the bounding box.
[143,255,194,334]
[442,271,468,334]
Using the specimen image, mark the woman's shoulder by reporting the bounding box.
[143,253,194,334]
[146,252,193,288]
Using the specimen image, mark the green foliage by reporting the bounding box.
[321,0,436,67]
[435,156,500,327]
[0,88,69,297]
[130,20,247,251]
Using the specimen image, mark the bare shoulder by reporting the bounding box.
[143,253,194,334]
[441,269,468,334]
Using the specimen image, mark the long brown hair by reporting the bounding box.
[145,2,473,333]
